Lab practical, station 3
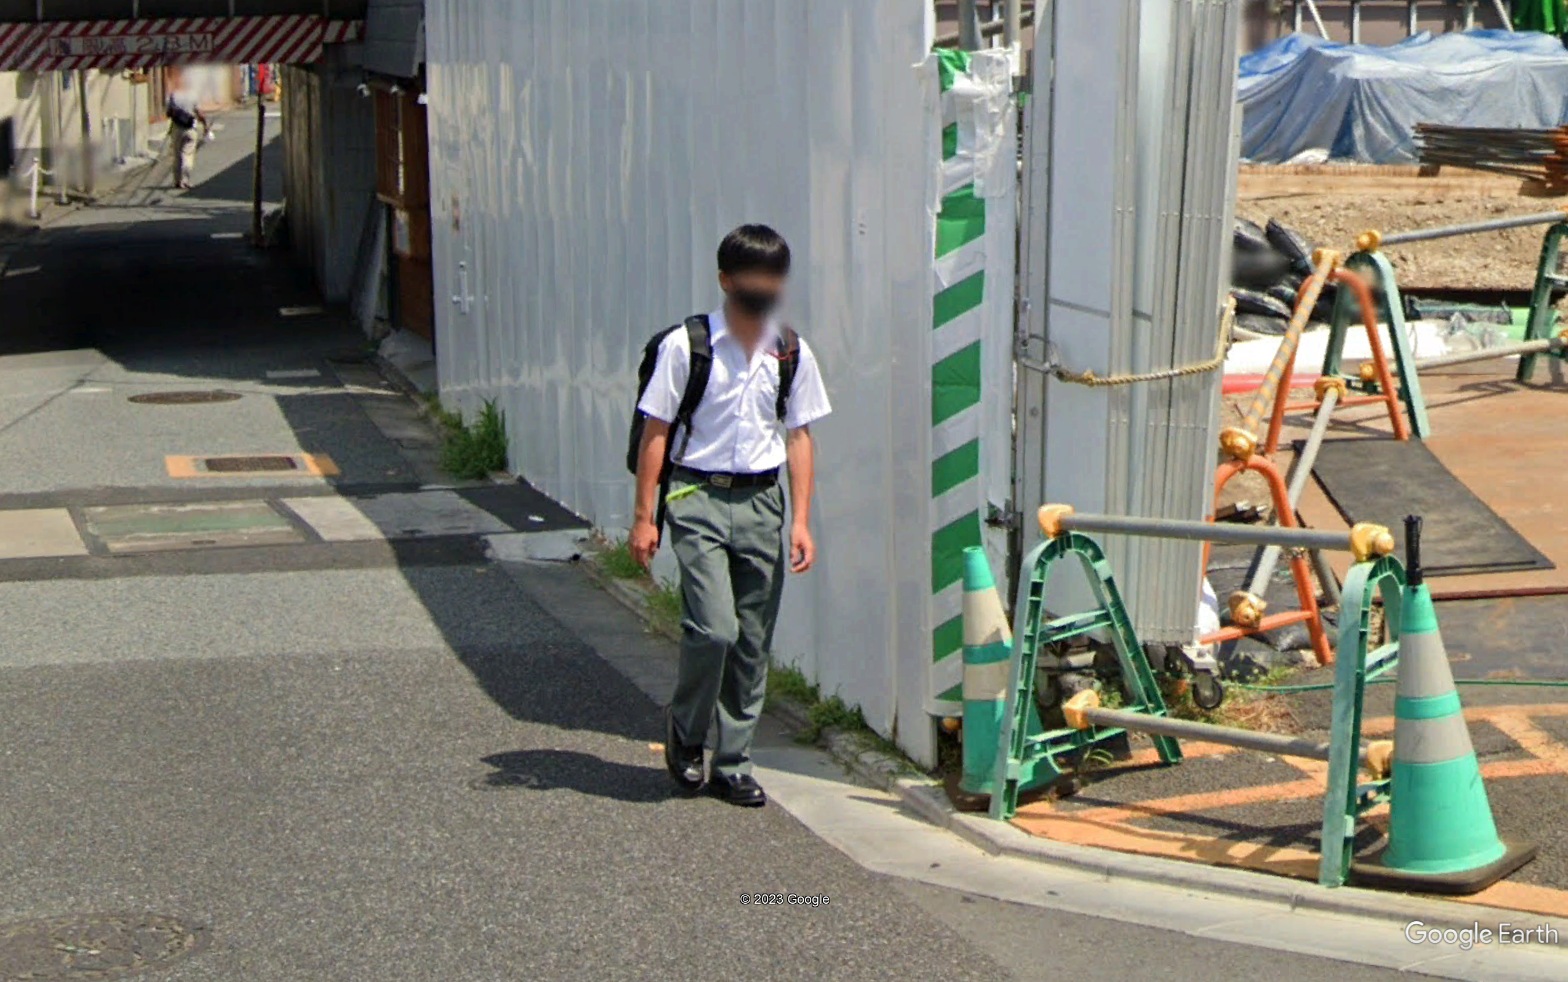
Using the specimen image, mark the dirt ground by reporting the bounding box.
[1236,166,1563,292]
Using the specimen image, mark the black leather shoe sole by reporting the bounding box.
[664,708,704,792]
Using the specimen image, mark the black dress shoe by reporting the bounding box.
[664,707,704,792]
[708,772,766,807]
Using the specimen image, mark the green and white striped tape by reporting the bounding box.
[929,47,1000,714]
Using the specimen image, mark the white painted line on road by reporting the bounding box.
[279,305,325,317]
[210,232,245,240]
[70,387,110,394]
[4,265,41,277]
[0,508,90,559]
[278,496,383,542]
[266,369,322,380]
[284,492,512,542]
[484,530,589,562]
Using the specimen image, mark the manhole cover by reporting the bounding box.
[127,391,241,405]
[0,913,207,980]
[203,456,298,473]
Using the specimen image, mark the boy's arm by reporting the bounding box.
[629,419,670,568]
[785,425,816,573]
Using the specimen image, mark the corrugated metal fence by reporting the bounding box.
[424,0,993,764]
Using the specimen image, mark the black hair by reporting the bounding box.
[717,224,791,276]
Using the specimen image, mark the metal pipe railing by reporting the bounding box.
[935,4,1036,48]
[1244,382,1341,599]
[1063,691,1384,771]
[1413,335,1564,371]
[1219,252,1337,460]
[1372,209,1566,248]
[1038,504,1395,560]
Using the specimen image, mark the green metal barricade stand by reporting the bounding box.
[1515,221,1568,384]
[1319,553,1405,887]
[989,532,1178,821]
[1321,250,1430,438]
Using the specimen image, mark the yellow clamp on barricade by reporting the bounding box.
[1365,740,1394,780]
[1228,591,1267,629]
[1037,504,1075,538]
[1218,425,1257,462]
[1349,522,1396,562]
[1314,376,1348,401]
[1355,229,1382,253]
[1062,689,1100,731]
[1310,247,1343,272]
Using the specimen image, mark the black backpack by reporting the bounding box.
[167,102,196,130]
[627,316,800,512]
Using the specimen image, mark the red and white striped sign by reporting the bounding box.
[0,15,361,72]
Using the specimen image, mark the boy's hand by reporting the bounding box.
[629,519,660,569]
[789,522,815,573]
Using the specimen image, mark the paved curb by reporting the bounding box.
[580,548,1553,936]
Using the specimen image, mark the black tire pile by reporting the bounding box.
[1230,218,1337,338]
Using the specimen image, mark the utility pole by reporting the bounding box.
[77,69,94,195]
[252,90,265,244]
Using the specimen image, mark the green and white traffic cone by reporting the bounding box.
[1354,516,1537,894]
[958,546,1036,797]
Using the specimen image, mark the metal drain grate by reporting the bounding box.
[128,391,241,405]
[203,456,298,473]
[0,912,208,979]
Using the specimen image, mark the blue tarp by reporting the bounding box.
[1239,30,1568,164]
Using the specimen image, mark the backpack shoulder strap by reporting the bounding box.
[774,326,800,422]
[669,315,711,466]
[675,315,711,425]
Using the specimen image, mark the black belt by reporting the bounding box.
[673,466,779,489]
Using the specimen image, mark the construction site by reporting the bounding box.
[960,0,1568,946]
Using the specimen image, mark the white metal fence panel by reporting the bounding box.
[1016,0,1239,645]
[424,0,946,762]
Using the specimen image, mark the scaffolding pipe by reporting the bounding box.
[1413,335,1564,370]
[1038,505,1395,557]
[1244,384,1340,599]
[957,0,983,49]
[1222,253,1336,459]
[1304,0,1329,38]
[1377,210,1566,247]
[1493,0,1514,31]
[1064,692,1382,769]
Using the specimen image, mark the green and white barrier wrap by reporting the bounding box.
[929,48,1015,715]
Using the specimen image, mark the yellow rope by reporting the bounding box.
[1051,297,1236,388]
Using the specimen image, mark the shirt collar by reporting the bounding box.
[709,305,780,349]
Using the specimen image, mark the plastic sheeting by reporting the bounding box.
[424,0,974,765]
[1240,30,1568,163]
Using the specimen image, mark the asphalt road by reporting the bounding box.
[0,107,1420,981]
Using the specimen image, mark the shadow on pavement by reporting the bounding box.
[478,749,674,804]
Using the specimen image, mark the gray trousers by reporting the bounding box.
[172,124,200,185]
[666,474,786,778]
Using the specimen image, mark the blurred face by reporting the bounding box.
[719,269,786,321]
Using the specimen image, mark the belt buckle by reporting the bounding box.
[710,473,733,488]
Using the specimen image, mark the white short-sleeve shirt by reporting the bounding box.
[637,306,832,474]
